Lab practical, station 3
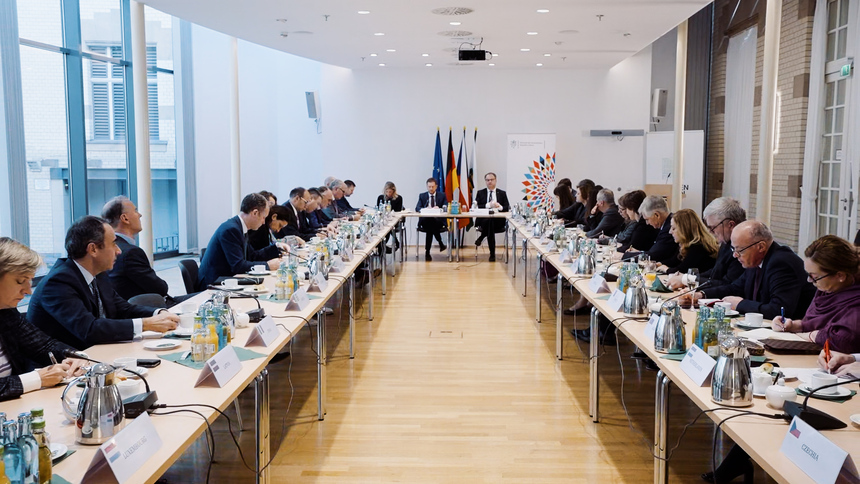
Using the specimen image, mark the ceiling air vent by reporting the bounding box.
[431,7,474,16]
[438,30,473,37]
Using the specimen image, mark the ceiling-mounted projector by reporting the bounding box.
[458,50,488,61]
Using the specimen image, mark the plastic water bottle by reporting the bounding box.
[15,415,37,484]
[3,422,24,484]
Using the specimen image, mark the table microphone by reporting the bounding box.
[63,349,158,418]
[782,376,860,430]
[657,281,713,309]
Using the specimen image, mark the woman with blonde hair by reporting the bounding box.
[0,237,86,401]
[659,208,718,274]
[376,181,403,212]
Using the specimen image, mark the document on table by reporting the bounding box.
[737,328,806,342]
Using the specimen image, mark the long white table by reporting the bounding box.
[399,210,510,262]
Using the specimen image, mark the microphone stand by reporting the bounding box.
[783,376,860,430]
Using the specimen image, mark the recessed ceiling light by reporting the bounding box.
[422,53,429,57]
[489,63,495,66]
[370,53,377,57]
[357,10,370,14]
[520,48,530,52]
[536,9,550,13]
[493,53,499,56]
[450,21,461,26]
[536,63,543,67]
[378,63,385,66]
[425,63,433,67]
[386,49,396,52]
[374,32,384,36]
[275,18,287,22]
[544,53,551,57]
[527,32,538,35]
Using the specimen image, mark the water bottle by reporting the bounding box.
[29,420,49,484]
[4,422,24,484]
[15,415,38,484]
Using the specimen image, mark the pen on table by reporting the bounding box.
[824,339,832,374]
[48,351,58,366]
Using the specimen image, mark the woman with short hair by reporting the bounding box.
[616,190,658,253]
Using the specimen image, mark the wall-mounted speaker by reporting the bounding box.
[305,91,320,119]
[651,88,668,118]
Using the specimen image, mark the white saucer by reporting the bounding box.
[850,414,860,427]
[244,286,269,294]
[799,383,852,398]
[248,271,270,276]
[171,327,193,336]
[735,320,771,330]
[50,443,68,461]
[725,310,740,317]
[753,391,767,398]
[797,369,853,385]
[143,339,182,351]
[120,366,148,379]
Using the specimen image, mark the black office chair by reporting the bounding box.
[178,259,199,294]
[128,293,167,309]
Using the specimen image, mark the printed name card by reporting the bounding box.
[679,344,717,386]
[285,287,310,311]
[342,246,353,262]
[607,289,626,312]
[780,417,857,484]
[308,273,329,293]
[244,315,280,348]
[588,274,611,294]
[330,256,346,273]
[546,241,557,251]
[644,313,659,344]
[81,413,162,484]
[195,345,242,387]
[560,249,573,263]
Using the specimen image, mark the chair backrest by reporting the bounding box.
[128,293,167,309]
[178,259,199,294]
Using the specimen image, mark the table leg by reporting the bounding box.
[254,368,270,484]
[455,218,460,262]
[556,274,563,360]
[589,307,599,422]
[535,254,541,323]
[522,240,528,298]
[654,371,671,484]
[349,274,355,359]
[399,220,405,263]
[317,309,327,420]
[381,244,387,295]
[512,230,517,278]
[504,224,510,264]
[368,264,374,321]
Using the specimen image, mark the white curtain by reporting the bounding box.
[844,0,859,242]
[723,27,758,209]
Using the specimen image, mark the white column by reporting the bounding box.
[130,2,153,260]
[229,37,241,213]
[756,0,782,225]
[672,20,688,212]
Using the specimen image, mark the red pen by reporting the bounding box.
[824,339,831,374]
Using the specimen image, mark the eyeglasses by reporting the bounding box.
[300,198,309,204]
[807,272,833,283]
[706,218,729,232]
[731,240,763,255]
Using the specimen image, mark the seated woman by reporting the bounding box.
[551,184,578,223]
[584,184,604,232]
[773,235,860,353]
[377,181,404,250]
[658,209,718,274]
[0,237,86,402]
[819,350,860,376]
[559,180,595,227]
[616,190,658,253]
[248,205,291,251]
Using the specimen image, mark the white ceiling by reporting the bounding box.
[140,0,712,69]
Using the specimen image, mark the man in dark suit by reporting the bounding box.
[474,172,509,262]
[101,196,171,301]
[622,195,679,266]
[314,186,335,226]
[198,193,284,289]
[337,179,359,214]
[28,216,179,349]
[416,177,448,261]
[279,187,318,241]
[702,220,816,320]
[585,189,625,239]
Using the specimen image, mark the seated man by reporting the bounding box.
[198,193,284,289]
[474,172,509,262]
[101,196,171,301]
[337,179,359,214]
[416,177,448,261]
[313,186,335,226]
[28,216,179,349]
[279,187,317,241]
[585,189,625,238]
[323,179,351,220]
[701,220,815,320]
[621,195,679,266]
[305,188,329,233]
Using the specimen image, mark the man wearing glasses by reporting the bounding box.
[278,187,317,241]
[697,220,815,320]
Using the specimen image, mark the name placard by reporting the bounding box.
[342,246,353,262]
[195,345,243,388]
[679,344,716,386]
[81,413,162,484]
[607,289,626,312]
[330,257,346,273]
[559,249,573,263]
[285,287,310,311]
[308,273,329,293]
[546,241,557,251]
[780,417,857,484]
[644,313,659,344]
[588,274,611,294]
[244,315,280,348]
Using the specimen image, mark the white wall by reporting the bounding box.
[191,23,652,245]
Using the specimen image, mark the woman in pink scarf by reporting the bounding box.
[773,235,860,352]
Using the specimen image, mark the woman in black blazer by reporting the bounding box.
[0,237,85,401]
[616,190,658,253]
[660,209,718,274]
[376,181,404,212]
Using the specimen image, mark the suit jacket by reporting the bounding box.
[337,196,357,214]
[248,226,276,252]
[586,205,625,238]
[313,208,332,226]
[617,218,659,253]
[376,194,404,212]
[665,243,717,274]
[28,258,159,349]
[198,216,280,289]
[622,213,679,266]
[277,202,314,241]
[323,198,346,220]
[0,308,76,401]
[555,202,587,227]
[416,191,448,232]
[108,235,169,299]
[701,243,744,287]
[475,188,510,233]
[705,243,816,319]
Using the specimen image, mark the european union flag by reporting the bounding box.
[432,129,445,194]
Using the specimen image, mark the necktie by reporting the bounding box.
[244,232,250,259]
[489,191,494,203]
[90,281,105,319]
[430,193,435,208]
[751,267,763,301]
[295,208,301,229]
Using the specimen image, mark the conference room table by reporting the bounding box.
[506,217,860,484]
[0,215,400,484]
[399,210,510,262]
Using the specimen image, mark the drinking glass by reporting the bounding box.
[687,268,700,292]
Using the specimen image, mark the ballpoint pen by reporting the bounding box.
[780,306,785,326]
[824,339,832,374]
[48,351,58,366]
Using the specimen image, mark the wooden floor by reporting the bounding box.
[158,248,777,483]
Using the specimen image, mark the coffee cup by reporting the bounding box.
[180,302,196,314]
[715,301,732,311]
[811,372,838,395]
[221,279,240,289]
[744,313,764,327]
[179,313,195,329]
[117,379,143,400]
[252,264,266,273]
[752,371,773,394]
[112,357,136,369]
